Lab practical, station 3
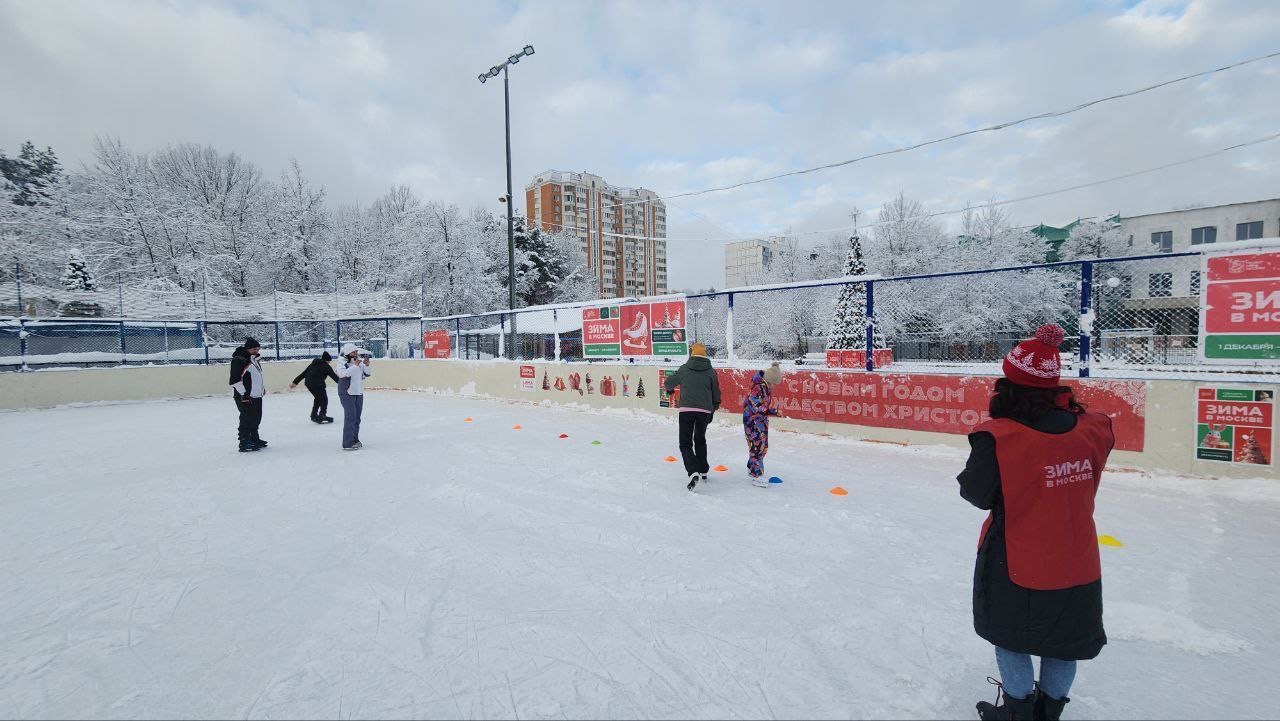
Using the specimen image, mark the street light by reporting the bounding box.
[478,44,535,359]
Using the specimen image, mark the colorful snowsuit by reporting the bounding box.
[742,371,780,478]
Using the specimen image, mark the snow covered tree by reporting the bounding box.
[0,141,62,207]
[60,248,97,291]
[1058,217,1129,261]
[828,232,871,350]
[57,248,104,316]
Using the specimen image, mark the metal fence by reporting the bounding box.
[2,250,1274,380]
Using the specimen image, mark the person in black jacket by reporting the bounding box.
[958,325,1114,721]
[662,342,721,490]
[289,351,339,423]
[229,337,267,452]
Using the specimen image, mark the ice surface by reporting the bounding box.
[0,391,1276,719]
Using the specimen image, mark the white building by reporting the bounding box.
[724,238,788,288]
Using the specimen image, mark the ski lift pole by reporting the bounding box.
[865,280,876,372]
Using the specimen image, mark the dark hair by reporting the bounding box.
[321,351,332,361]
[989,377,1085,423]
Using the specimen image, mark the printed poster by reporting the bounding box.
[1195,386,1274,466]
[518,365,536,392]
[619,303,652,356]
[658,369,680,408]
[582,305,620,357]
[1200,248,1280,362]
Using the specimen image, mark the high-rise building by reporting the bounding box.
[525,170,667,298]
[724,237,786,288]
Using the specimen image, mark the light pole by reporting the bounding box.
[479,44,534,360]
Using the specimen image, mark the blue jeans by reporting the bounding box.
[995,646,1077,700]
[339,393,363,448]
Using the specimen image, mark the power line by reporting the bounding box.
[576,49,1280,212]
[532,130,1279,243]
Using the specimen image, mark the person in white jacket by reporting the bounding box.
[337,343,373,450]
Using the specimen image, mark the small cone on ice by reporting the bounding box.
[464,417,473,422]
[1098,534,1124,547]
[768,476,783,484]
[713,465,729,472]
[591,440,602,446]
[664,456,678,462]
[513,424,523,430]
[559,433,569,439]
[829,486,849,496]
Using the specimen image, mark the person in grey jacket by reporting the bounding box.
[663,342,721,490]
[337,343,373,450]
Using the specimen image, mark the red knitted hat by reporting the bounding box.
[1002,324,1066,388]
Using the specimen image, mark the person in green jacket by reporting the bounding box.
[663,342,721,490]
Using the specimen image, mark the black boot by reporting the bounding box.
[239,439,259,452]
[322,416,334,423]
[976,678,1035,720]
[311,416,324,424]
[1035,690,1070,721]
[252,432,268,449]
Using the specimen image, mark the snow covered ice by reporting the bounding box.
[1,390,1276,719]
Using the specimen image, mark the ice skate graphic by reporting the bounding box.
[621,312,649,350]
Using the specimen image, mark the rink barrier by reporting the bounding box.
[3,359,1268,481]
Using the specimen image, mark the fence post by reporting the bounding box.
[163,321,170,364]
[201,274,209,318]
[198,321,209,365]
[118,320,127,365]
[335,319,343,358]
[117,273,125,317]
[553,308,561,362]
[865,280,876,372]
[274,320,282,361]
[13,260,22,315]
[498,314,506,360]
[1078,260,1093,378]
[273,285,279,321]
[455,318,461,360]
[384,318,391,359]
[17,317,27,371]
[726,292,735,363]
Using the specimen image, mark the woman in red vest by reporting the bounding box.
[958,324,1115,721]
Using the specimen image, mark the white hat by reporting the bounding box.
[341,343,362,356]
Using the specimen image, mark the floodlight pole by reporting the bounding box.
[479,45,534,360]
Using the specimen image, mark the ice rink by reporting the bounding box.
[1,389,1276,719]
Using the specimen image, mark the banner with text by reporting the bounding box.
[584,298,687,358]
[1200,247,1280,362]
[707,369,1147,452]
[1195,386,1274,466]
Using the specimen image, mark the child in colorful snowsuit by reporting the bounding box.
[743,362,782,488]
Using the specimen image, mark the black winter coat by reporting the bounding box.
[663,356,721,411]
[958,408,1107,661]
[292,357,340,389]
[229,348,257,397]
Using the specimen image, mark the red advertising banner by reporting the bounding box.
[421,330,452,359]
[582,307,620,348]
[1207,253,1280,282]
[825,349,895,368]
[713,368,1147,452]
[519,364,536,392]
[1205,280,1280,333]
[650,301,685,330]
[619,303,652,356]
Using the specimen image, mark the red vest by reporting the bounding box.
[976,412,1115,590]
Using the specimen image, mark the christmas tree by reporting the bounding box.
[58,249,104,317]
[542,371,550,390]
[828,232,881,349]
[1237,434,1268,465]
[636,378,646,398]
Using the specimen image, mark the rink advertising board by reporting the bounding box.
[582,306,621,357]
[710,369,1147,452]
[1195,386,1274,466]
[421,330,451,359]
[519,365,537,392]
[1200,247,1280,362]
[583,299,688,358]
[658,369,679,408]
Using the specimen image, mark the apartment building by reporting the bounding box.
[525,170,667,299]
[1108,197,1280,343]
[724,238,787,288]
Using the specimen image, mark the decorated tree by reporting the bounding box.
[828,231,875,350]
[58,248,104,317]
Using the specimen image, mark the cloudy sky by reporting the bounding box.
[2,0,1278,290]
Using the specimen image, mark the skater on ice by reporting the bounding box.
[228,337,267,453]
[337,343,373,450]
[289,351,340,424]
[743,362,783,488]
[663,342,721,490]
[957,323,1115,721]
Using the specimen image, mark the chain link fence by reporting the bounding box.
[4,251,1278,380]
